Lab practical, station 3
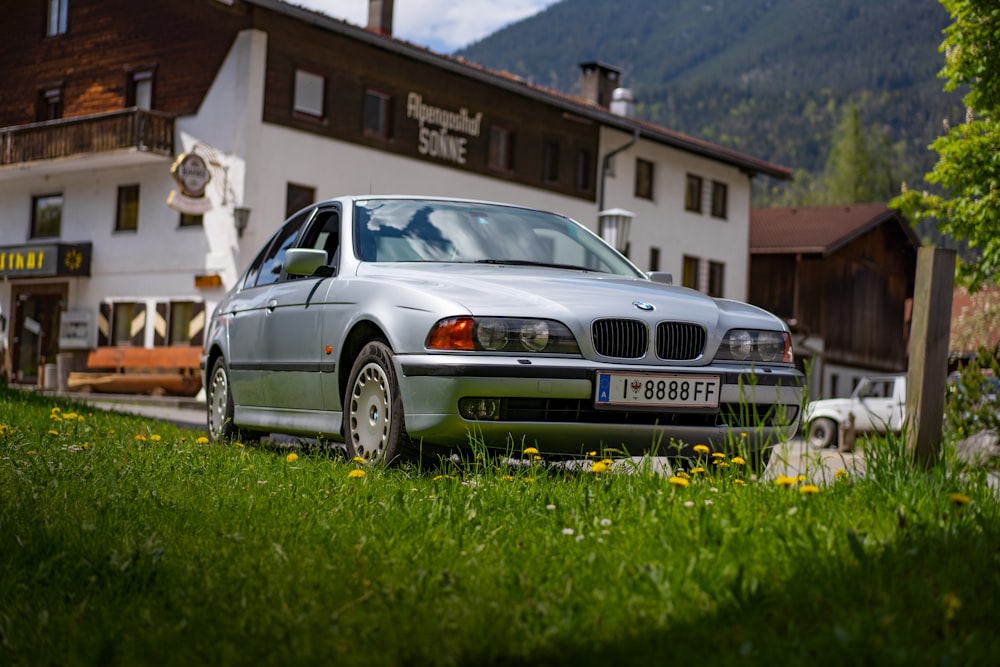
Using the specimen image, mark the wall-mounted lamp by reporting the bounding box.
[598,208,634,254]
[233,206,251,238]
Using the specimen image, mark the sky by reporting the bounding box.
[290,0,561,54]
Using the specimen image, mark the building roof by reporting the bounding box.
[750,204,921,256]
[247,0,792,180]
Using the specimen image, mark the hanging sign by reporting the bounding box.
[167,152,213,214]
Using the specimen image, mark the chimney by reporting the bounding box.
[368,0,394,36]
[578,62,621,108]
[610,88,636,118]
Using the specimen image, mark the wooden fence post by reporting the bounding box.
[905,246,956,467]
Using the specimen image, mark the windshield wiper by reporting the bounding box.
[473,259,595,272]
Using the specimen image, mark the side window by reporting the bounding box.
[300,210,341,261]
[250,211,310,288]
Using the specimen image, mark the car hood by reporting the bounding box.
[353,263,784,329]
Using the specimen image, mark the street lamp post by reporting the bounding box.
[598,208,635,254]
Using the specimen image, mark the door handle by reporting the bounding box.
[266,300,278,313]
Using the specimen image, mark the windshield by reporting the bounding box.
[353,199,645,278]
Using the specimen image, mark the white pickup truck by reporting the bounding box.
[803,374,907,448]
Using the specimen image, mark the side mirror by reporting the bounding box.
[284,248,330,276]
[647,271,673,285]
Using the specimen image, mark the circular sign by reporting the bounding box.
[170,153,212,198]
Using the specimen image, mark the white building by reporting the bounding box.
[0,0,789,387]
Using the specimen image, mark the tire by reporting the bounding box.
[345,341,411,466]
[206,357,237,442]
[808,418,838,449]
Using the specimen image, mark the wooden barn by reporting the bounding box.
[749,204,920,400]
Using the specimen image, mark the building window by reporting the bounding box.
[708,261,725,297]
[488,125,514,171]
[682,255,700,290]
[179,213,203,228]
[649,246,660,272]
[293,68,326,119]
[127,69,155,110]
[286,183,315,219]
[635,158,654,200]
[111,302,144,346]
[169,301,196,344]
[711,181,728,219]
[542,139,559,183]
[363,89,392,139]
[47,0,68,36]
[115,185,140,232]
[31,194,63,238]
[36,86,62,122]
[575,148,592,191]
[685,174,703,213]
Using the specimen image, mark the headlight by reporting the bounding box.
[427,317,580,354]
[715,329,793,364]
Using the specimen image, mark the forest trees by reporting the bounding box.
[892,0,1000,291]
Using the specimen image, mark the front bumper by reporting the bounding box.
[395,354,804,456]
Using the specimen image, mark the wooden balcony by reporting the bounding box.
[0,108,174,166]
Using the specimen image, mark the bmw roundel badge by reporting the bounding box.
[633,301,654,311]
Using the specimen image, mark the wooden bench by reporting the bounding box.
[67,346,202,397]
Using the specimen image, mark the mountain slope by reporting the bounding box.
[456,0,963,200]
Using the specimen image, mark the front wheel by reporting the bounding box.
[808,418,838,449]
[345,341,411,466]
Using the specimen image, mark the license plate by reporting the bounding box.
[595,372,721,408]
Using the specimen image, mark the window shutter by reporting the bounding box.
[130,303,146,347]
[97,302,112,347]
[188,302,205,346]
[153,301,168,346]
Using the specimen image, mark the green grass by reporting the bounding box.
[1,385,998,666]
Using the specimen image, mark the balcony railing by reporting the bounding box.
[1,108,174,166]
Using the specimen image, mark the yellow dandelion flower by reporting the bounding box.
[196,436,210,444]
[353,456,366,463]
[834,469,849,480]
[714,461,730,468]
[591,461,609,473]
[711,452,726,459]
[523,447,539,456]
[774,474,797,487]
[286,452,299,463]
[348,469,366,479]
[797,475,807,482]
[587,450,598,457]
[134,434,147,441]
[942,592,962,621]
[63,412,77,420]
[691,467,705,474]
[77,415,85,422]
[151,434,162,442]
[693,444,710,455]
[81,443,90,449]
[949,492,971,506]
[49,414,62,422]
[601,458,613,465]
[532,455,542,461]
[676,470,691,479]
[740,431,748,438]
[733,479,745,485]
[50,407,61,414]
[668,476,690,487]
[731,456,746,465]
[47,429,60,436]
[799,484,820,495]
[502,475,514,481]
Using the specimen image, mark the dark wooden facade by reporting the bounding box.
[749,205,919,372]
[0,0,245,124]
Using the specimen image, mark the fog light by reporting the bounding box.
[459,398,501,420]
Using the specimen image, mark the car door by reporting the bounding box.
[259,206,341,412]
[854,377,896,432]
[226,211,310,407]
